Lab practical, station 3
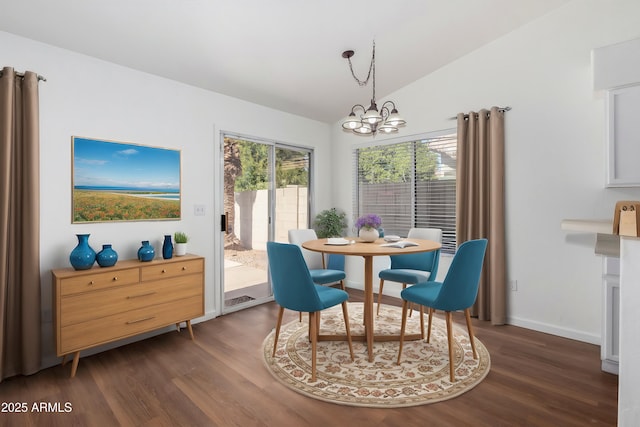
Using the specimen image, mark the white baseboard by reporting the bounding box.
[602,359,619,375]
[346,281,602,345]
[506,316,601,345]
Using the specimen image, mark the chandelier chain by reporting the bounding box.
[347,41,376,89]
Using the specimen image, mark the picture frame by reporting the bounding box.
[72,136,181,223]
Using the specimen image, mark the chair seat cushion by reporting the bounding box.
[379,268,432,284]
[315,285,349,309]
[310,269,346,285]
[400,281,443,307]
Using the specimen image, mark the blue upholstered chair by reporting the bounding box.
[396,238,488,382]
[288,229,346,290]
[288,229,347,322]
[267,241,354,382]
[377,228,442,317]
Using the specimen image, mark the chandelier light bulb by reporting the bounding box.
[341,112,362,130]
[379,123,398,134]
[354,123,373,134]
[363,103,382,125]
[365,115,379,125]
[386,109,406,127]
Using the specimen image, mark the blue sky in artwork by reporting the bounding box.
[73,137,180,190]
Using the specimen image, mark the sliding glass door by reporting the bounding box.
[222,134,311,313]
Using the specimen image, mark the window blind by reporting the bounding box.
[353,133,457,253]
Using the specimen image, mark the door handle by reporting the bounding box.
[221,214,227,232]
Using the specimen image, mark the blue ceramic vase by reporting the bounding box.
[162,235,173,259]
[138,240,155,262]
[96,244,118,267]
[69,234,96,270]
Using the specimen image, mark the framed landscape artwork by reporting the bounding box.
[72,136,181,223]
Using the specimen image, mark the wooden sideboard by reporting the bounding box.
[52,254,204,377]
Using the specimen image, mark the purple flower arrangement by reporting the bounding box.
[355,213,382,230]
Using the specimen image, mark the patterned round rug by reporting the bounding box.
[262,302,490,408]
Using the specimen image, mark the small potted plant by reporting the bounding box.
[174,231,189,256]
[313,208,347,238]
[355,214,382,242]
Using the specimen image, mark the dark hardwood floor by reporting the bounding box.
[0,290,618,426]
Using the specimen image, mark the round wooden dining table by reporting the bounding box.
[302,237,441,362]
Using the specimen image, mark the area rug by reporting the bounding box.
[262,302,490,408]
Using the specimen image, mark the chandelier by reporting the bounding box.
[341,41,406,136]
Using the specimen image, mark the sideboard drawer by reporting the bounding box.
[59,268,139,296]
[59,295,203,354]
[60,275,202,327]
[141,259,203,282]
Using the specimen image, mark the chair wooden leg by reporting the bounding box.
[427,307,434,343]
[445,311,455,382]
[376,278,384,316]
[404,284,413,317]
[465,308,478,359]
[303,305,320,343]
[272,306,285,357]
[309,311,318,382]
[299,311,302,322]
[339,279,345,290]
[396,300,410,364]
[341,301,355,361]
[306,311,320,342]
[419,305,425,339]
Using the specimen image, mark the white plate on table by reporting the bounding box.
[325,238,353,245]
[383,235,401,242]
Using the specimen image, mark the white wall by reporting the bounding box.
[331,0,640,344]
[0,30,331,367]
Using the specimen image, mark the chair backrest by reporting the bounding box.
[390,228,442,278]
[433,239,488,312]
[326,253,345,271]
[266,241,323,312]
[288,229,324,269]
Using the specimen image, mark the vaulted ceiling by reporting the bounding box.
[1,0,571,123]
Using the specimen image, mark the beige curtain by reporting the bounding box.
[456,106,506,325]
[0,67,42,380]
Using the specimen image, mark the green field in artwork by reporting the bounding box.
[73,190,180,222]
